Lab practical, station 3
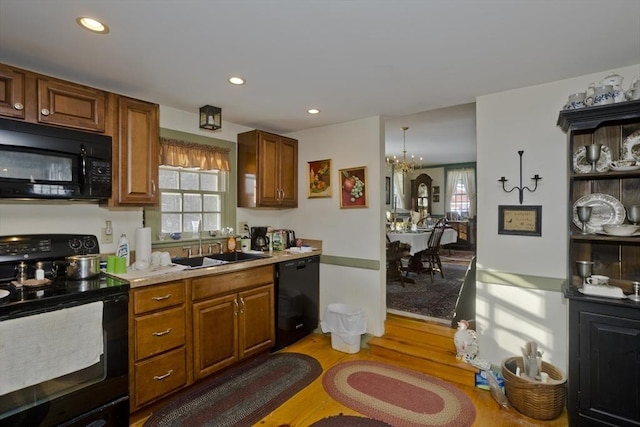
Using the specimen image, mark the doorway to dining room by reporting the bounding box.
[386,248,475,325]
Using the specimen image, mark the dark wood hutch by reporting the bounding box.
[558,99,640,427]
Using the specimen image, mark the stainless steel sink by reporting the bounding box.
[172,252,269,269]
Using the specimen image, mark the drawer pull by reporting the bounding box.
[152,293,172,301]
[153,370,174,381]
[152,328,172,337]
[14,102,24,111]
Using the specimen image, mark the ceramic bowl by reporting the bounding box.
[170,232,182,240]
[602,224,640,236]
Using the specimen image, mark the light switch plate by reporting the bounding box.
[101,227,114,244]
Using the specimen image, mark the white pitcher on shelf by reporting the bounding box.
[625,75,640,101]
[600,72,626,103]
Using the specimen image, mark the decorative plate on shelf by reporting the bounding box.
[573,145,612,173]
[610,164,640,172]
[597,230,640,237]
[621,129,640,161]
[572,193,625,233]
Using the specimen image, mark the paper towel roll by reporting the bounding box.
[135,227,152,263]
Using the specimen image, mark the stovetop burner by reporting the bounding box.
[0,234,129,320]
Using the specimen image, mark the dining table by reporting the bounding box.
[387,228,458,255]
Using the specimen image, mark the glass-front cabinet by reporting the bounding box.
[558,99,640,427]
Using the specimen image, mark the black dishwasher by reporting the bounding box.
[273,255,320,351]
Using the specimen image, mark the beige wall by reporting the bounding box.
[475,63,640,372]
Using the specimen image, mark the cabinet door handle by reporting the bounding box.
[234,298,239,315]
[41,108,50,116]
[153,370,174,381]
[13,102,24,111]
[151,180,157,196]
[240,297,245,314]
[152,328,172,337]
[152,293,172,301]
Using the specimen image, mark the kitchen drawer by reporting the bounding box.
[192,265,273,301]
[133,281,185,314]
[134,306,186,360]
[134,346,187,407]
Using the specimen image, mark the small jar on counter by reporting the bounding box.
[35,261,45,281]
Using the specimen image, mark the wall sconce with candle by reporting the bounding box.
[498,150,542,204]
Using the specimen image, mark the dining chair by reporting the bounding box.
[386,239,411,286]
[420,217,448,282]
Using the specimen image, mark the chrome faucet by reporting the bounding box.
[196,220,203,256]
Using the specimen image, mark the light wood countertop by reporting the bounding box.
[108,248,322,289]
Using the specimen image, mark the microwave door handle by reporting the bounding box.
[79,144,87,193]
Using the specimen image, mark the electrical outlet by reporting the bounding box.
[101,227,114,244]
[238,221,249,236]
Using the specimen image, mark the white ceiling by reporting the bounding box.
[1,0,639,166]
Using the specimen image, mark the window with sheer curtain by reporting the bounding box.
[445,168,476,219]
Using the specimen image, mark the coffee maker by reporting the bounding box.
[250,226,270,251]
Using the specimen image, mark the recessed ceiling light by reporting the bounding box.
[307,108,320,114]
[228,77,245,85]
[76,17,109,34]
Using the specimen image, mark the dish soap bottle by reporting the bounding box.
[116,233,130,266]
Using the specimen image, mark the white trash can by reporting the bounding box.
[320,303,367,353]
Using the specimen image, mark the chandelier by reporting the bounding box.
[386,126,422,174]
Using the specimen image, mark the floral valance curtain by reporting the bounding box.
[159,137,230,171]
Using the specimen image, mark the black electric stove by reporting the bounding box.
[0,233,129,319]
[0,234,130,426]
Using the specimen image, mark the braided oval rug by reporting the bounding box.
[323,360,476,427]
[144,352,321,427]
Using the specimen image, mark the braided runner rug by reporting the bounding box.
[323,360,476,427]
[144,352,321,427]
[310,414,393,426]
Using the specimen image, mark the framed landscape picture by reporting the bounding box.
[339,166,367,208]
[308,159,332,198]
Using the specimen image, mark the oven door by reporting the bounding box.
[0,293,129,427]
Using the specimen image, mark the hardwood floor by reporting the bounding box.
[131,332,568,426]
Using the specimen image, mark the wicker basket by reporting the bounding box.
[501,356,567,420]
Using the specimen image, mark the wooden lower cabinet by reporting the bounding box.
[192,268,275,380]
[193,293,238,377]
[567,297,640,426]
[134,347,188,408]
[130,280,190,411]
[130,266,275,412]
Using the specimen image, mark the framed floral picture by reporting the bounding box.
[339,166,367,208]
[308,159,332,198]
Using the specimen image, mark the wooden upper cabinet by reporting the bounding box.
[108,94,159,206]
[0,63,106,132]
[36,78,106,132]
[0,65,26,119]
[237,129,298,208]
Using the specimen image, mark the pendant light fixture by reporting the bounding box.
[386,126,421,174]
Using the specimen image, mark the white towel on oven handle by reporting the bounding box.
[0,301,104,396]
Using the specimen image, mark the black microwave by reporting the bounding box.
[0,118,112,200]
